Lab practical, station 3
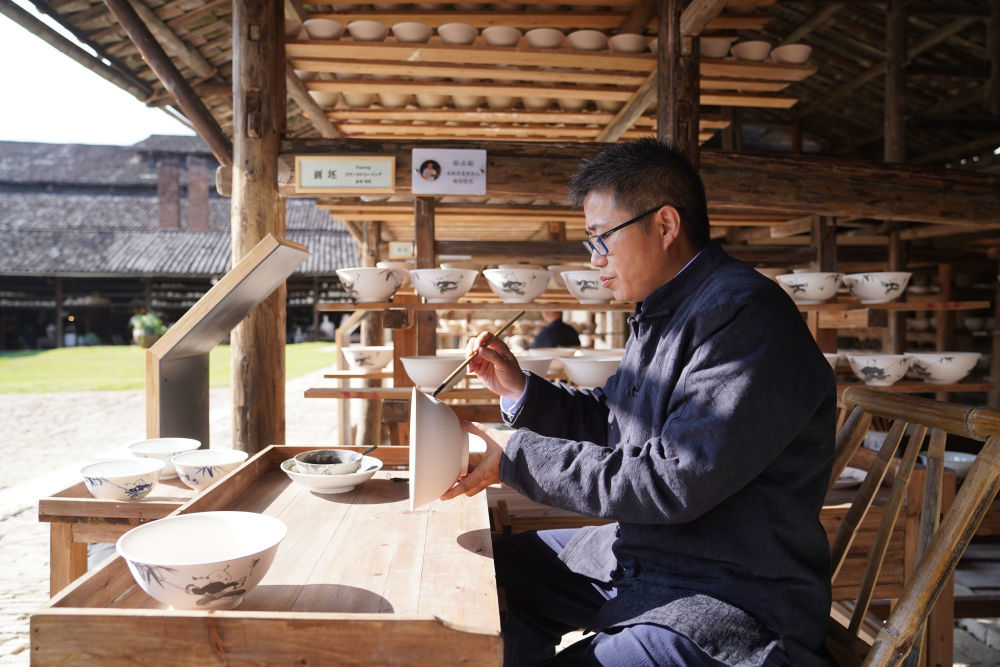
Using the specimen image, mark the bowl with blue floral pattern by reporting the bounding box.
[81,458,165,501]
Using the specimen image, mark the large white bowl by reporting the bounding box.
[410,268,479,302]
[409,388,469,510]
[528,346,579,372]
[391,21,432,43]
[906,352,981,384]
[437,22,478,45]
[943,451,977,480]
[524,28,564,49]
[842,272,911,304]
[731,40,772,61]
[81,458,165,501]
[560,356,621,388]
[116,511,286,610]
[607,32,647,53]
[567,29,608,51]
[335,267,406,303]
[481,25,521,47]
[128,437,201,479]
[771,43,812,64]
[516,354,553,377]
[171,449,248,490]
[482,268,551,303]
[302,18,344,40]
[775,272,842,304]
[376,260,414,285]
[574,347,625,358]
[281,455,382,493]
[845,353,911,386]
[342,345,394,371]
[561,270,613,304]
[401,355,466,392]
[347,20,388,41]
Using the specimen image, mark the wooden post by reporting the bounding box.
[935,263,955,403]
[809,215,838,353]
[357,221,384,446]
[54,277,63,348]
[230,0,286,454]
[884,231,907,354]
[989,0,999,116]
[657,0,700,166]
[885,0,907,163]
[989,253,1000,409]
[414,197,437,355]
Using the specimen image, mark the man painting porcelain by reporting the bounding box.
[442,138,836,666]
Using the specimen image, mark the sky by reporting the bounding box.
[0,1,195,146]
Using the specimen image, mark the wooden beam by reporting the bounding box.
[284,61,341,138]
[101,0,232,166]
[0,0,152,101]
[618,0,656,34]
[780,3,843,46]
[910,131,1000,165]
[884,0,907,163]
[127,0,215,79]
[989,0,1000,115]
[414,198,436,355]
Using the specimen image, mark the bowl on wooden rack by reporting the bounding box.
[391,21,432,43]
[524,28,565,49]
[116,511,286,610]
[775,272,842,304]
[376,259,414,285]
[842,272,911,304]
[347,20,388,41]
[342,345,394,371]
[81,458,164,501]
[335,266,406,303]
[482,268,552,303]
[128,437,201,479]
[845,353,912,387]
[437,22,478,45]
[481,26,521,47]
[302,18,344,40]
[699,37,732,59]
[410,268,479,302]
[172,449,249,490]
[515,354,554,377]
[566,29,608,51]
[561,270,613,304]
[560,355,621,388]
[771,44,812,64]
[281,456,382,493]
[730,40,772,61]
[607,33,647,53]
[942,452,977,480]
[905,351,981,384]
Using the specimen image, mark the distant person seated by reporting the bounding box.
[530,311,580,349]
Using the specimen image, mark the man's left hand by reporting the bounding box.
[440,421,510,500]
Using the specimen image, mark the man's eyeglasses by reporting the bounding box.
[582,202,682,256]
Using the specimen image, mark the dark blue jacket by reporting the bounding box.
[500,244,835,666]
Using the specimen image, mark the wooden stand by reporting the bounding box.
[145,235,309,448]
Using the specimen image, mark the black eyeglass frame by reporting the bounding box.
[582,202,683,256]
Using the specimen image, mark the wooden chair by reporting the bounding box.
[825,386,1000,666]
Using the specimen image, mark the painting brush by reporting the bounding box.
[431,310,526,398]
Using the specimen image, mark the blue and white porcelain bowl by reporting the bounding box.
[482,268,551,303]
[842,272,911,304]
[81,458,165,501]
[117,510,286,610]
[128,437,201,479]
[905,351,981,385]
[335,267,406,303]
[775,272,842,304]
[410,268,479,303]
[342,345,394,371]
[171,449,249,490]
[561,270,613,304]
[845,353,911,387]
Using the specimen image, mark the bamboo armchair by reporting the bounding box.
[825,386,1000,667]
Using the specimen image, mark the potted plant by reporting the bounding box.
[129,312,167,348]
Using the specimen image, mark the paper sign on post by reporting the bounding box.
[411,149,486,195]
[294,155,395,194]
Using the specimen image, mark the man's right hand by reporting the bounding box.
[466,331,526,401]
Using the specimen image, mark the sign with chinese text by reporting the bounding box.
[411,148,486,195]
[294,155,395,194]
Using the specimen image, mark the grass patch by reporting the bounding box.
[0,342,337,394]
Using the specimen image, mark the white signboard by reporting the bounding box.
[294,155,395,194]
[411,148,487,195]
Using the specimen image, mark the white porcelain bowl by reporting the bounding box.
[347,20,388,41]
[905,352,981,384]
[481,26,521,47]
[81,459,165,501]
[128,437,201,479]
[524,28,564,49]
[392,21,432,43]
[560,356,621,388]
[482,268,552,303]
[699,36,731,58]
[293,448,366,475]
[335,267,406,303]
[440,259,486,271]
[731,40,772,61]
[116,511,286,610]
[409,388,469,510]
[574,347,626,359]
[523,96,554,110]
[307,90,339,108]
[281,456,382,493]
[548,264,589,289]
[943,451,977,480]
[567,29,608,51]
[775,272,843,304]
[375,260,414,285]
[845,354,911,386]
[401,355,466,392]
[302,18,344,40]
[607,33,647,53]
[172,449,248,490]
[410,268,479,302]
[437,22,478,45]
[771,43,812,64]
[529,346,579,372]
[342,345,394,371]
[842,272,911,304]
[516,354,554,377]
[343,91,375,107]
[561,270,613,304]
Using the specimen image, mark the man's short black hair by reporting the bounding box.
[568,138,711,248]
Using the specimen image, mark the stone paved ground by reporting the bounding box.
[2,367,999,665]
